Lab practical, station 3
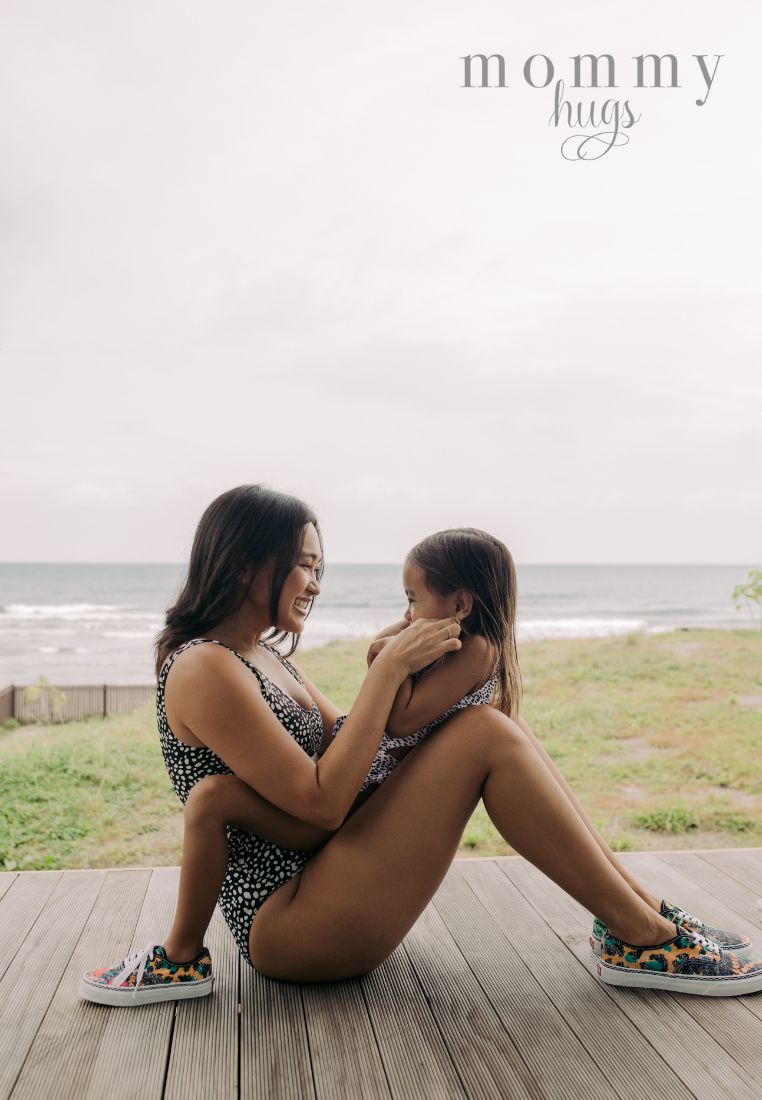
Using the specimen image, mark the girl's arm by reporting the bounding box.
[207,775,336,851]
[371,618,409,642]
[386,634,495,739]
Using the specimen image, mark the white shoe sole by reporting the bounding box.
[79,975,214,1006]
[595,960,762,997]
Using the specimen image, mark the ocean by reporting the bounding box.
[0,563,756,685]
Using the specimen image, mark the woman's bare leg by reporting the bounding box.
[248,709,676,982]
[163,774,334,962]
[515,714,661,911]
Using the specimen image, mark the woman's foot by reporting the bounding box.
[590,899,752,955]
[79,942,213,1006]
[596,925,762,997]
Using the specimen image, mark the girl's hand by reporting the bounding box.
[374,617,461,679]
[367,636,394,667]
[367,618,410,667]
[370,618,410,644]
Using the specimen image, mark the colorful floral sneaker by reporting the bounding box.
[595,925,762,996]
[79,943,213,1006]
[589,899,751,956]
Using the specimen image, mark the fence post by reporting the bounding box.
[103,684,108,718]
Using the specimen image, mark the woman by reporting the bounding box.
[80,485,759,1001]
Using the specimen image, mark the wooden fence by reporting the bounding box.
[0,684,155,725]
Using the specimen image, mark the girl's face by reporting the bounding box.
[402,560,454,622]
[246,523,322,634]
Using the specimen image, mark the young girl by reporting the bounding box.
[80,526,519,1003]
[328,527,521,794]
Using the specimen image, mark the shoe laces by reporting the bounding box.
[682,927,721,955]
[672,902,700,926]
[108,943,157,990]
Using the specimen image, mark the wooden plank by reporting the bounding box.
[241,968,316,1100]
[0,872,61,981]
[0,872,19,904]
[435,864,614,1100]
[360,944,466,1099]
[501,857,762,1100]
[403,899,542,1099]
[10,869,151,1100]
[164,902,239,1100]
[656,851,762,1028]
[698,849,762,898]
[617,851,762,938]
[0,871,104,1100]
[616,853,762,1082]
[302,978,390,1099]
[83,868,182,1100]
[451,859,691,1100]
[654,851,762,933]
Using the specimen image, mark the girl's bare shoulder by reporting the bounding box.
[444,633,496,679]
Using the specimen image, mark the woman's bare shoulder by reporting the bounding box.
[166,640,253,691]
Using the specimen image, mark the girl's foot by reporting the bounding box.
[596,925,762,996]
[79,943,213,1006]
[590,899,752,956]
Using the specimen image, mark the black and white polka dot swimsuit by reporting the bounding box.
[157,638,324,967]
[332,661,498,790]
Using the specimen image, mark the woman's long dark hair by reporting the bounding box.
[155,485,323,677]
[407,528,522,719]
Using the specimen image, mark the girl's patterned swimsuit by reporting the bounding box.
[332,663,498,790]
[157,638,324,966]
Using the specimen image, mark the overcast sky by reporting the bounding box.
[1,1,759,564]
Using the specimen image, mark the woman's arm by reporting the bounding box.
[385,634,494,739]
[168,618,461,830]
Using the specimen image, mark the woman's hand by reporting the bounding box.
[373,617,461,679]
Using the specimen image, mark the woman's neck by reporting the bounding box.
[204,605,269,656]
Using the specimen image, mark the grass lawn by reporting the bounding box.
[1,628,760,871]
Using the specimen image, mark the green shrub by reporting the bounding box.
[631,806,700,834]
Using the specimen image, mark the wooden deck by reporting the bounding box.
[1,849,761,1099]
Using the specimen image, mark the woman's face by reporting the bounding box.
[402,560,452,622]
[245,523,322,635]
[276,523,323,634]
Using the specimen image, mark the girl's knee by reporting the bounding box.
[441,706,528,756]
[185,773,242,825]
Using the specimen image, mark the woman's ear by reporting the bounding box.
[454,590,473,621]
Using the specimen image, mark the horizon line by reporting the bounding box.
[0,561,757,569]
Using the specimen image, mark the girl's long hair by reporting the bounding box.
[154,485,323,677]
[407,528,522,719]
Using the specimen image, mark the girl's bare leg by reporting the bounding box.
[365,714,659,911]
[248,709,677,982]
[515,714,661,911]
[163,775,335,962]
